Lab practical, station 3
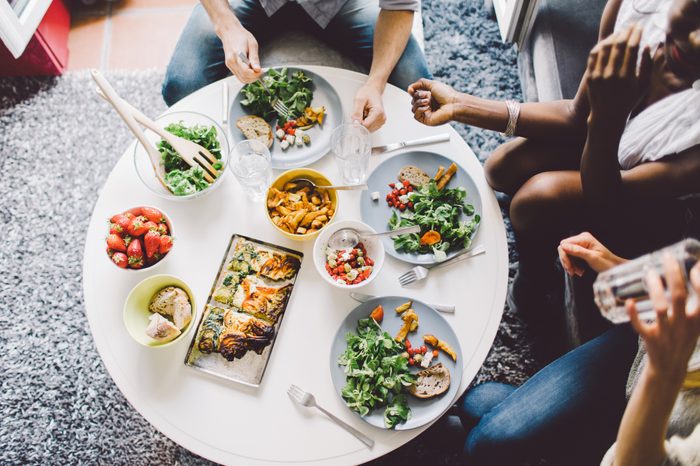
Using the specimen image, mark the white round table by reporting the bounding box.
[82,66,508,465]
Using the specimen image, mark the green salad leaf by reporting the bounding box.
[240,68,313,122]
[156,121,223,196]
[338,318,415,428]
[388,180,480,258]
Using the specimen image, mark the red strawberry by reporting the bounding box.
[141,207,164,224]
[144,230,161,259]
[143,221,158,232]
[156,223,169,235]
[127,216,148,236]
[127,238,144,268]
[159,235,173,254]
[111,252,128,268]
[106,233,127,252]
[109,222,123,235]
[124,212,135,220]
[110,214,131,232]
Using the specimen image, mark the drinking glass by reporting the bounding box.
[229,140,273,202]
[594,238,700,370]
[331,122,371,184]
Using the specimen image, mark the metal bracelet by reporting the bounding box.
[503,99,521,137]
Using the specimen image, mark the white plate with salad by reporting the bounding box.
[360,151,482,265]
[229,67,343,170]
[329,296,463,430]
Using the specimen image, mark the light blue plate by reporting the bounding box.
[360,151,482,265]
[229,67,343,169]
[330,296,463,430]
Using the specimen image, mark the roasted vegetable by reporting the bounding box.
[424,334,457,361]
[370,305,384,323]
[395,301,412,314]
[419,230,441,246]
[395,309,419,342]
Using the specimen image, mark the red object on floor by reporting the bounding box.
[0,0,70,77]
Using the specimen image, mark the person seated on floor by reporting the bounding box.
[162,0,431,132]
[407,0,700,328]
[458,232,700,466]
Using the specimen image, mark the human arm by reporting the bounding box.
[407,0,625,141]
[200,0,262,83]
[557,231,626,277]
[351,8,415,132]
[612,257,700,466]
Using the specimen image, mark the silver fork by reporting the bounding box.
[398,244,487,287]
[237,52,292,120]
[287,384,374,448]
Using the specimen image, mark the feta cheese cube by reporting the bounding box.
[286,135,295,145]
[371,191,380,201]
[280,140,290,150]
[275,129,285,140]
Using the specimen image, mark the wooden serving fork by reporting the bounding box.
[91,70,220,185]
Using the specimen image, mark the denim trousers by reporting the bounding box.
[459,324,639,466]
[162,0,431,106]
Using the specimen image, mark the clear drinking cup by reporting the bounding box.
[593,238,700,323]
[331,122,371,185]
[230,140,273,202]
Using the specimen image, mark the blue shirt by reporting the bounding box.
[259,0,419,28]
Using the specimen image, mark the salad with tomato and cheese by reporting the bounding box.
[324,244,374,286]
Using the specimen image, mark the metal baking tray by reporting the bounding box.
[184,234,303,387]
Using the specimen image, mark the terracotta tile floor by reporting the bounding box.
[67,0,197,70]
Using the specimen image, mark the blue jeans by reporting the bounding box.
[460,325,639,466]
[162,0,431,106]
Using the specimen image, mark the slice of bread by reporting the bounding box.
[398,165,430,188]
[409,362,450,399]
[236,115,273,148]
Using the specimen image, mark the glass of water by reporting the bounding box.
[229,140,273,202]
[331,122,371,184]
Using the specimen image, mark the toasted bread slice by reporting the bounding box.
[236,115,273,148]
[409,362,450,399]
[398,165,430,188]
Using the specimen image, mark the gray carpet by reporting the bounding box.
[0,1,537,464]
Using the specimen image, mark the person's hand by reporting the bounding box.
[408,79,459,126]
[557,231,626,276]
[628,257,700,380]
[220,24,262,84]
[586,24,653,123]
[351,83,386,132]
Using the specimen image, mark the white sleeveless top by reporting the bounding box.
[613,0,700,170]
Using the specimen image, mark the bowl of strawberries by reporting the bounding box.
[106,206,174,271]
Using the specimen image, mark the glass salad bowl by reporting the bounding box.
[133,111,230,201]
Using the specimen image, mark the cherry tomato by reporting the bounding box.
[407,185,414,192]
[399,188,407,196]
[433,349,439,357]
[405,339,412,348]
[389,183,395,188]
[408,358,414,366]
[399,204,406,211]
[402,180,410,188]
[420,345,427,354]
[408,201,414,209]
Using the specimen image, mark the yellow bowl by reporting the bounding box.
[123,274,196,348]
[265,168,339,241]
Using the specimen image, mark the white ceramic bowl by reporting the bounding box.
[105,205,174,272]
[313,219,385,290]
[133,111,229,201]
